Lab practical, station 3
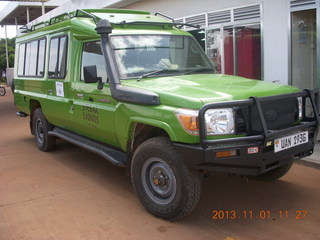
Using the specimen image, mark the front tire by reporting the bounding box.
[131,137,201,220]
[32,108,56,151]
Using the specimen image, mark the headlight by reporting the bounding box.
[175,108,235,135]
[205,108,235,135]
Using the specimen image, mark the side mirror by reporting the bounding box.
[84,65,98,83]
[83,65,104,89]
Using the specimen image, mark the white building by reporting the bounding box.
[122,0,319,92]
[1,0,319,90]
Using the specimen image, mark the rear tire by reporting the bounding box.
[32,108,56,151]
[131,137,201,220]
[253,160,293,182]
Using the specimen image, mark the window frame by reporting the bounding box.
[17,37,47,78]
[48,34,68,79]
[80,39,108,83]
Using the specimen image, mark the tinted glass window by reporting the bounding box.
[18,44,25,76]
[81,41,107,82]
[48,38,59,77]
[37,39,46,76]
[58,37,67,77]
[24,43,31,76]
[28,41,38,76]
[48,36,67,78]
[17,39,46,77]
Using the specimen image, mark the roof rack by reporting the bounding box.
[155,12,174,22]
[18,9,199,34]
[31,21,49,32]
[19,9,98,33]
[75,9,98,24]
[114,20,200,29]
[49,12,72,25]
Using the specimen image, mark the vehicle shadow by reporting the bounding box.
[50,138,313,226]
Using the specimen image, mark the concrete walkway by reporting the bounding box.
[303,142,320,165]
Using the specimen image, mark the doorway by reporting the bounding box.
[291,9,317,90]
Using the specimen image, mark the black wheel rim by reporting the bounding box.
[141,157,177,205]
[35,118,44,144]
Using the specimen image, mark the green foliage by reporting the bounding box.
[0,38,16,73]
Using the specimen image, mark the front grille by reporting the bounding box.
[239,97,298,134]
[198,90,318,148]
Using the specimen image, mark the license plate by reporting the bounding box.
[274,131,308,153]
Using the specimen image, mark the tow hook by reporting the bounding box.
[241,175,249,184]
[201,170,212,178]
[228,173,236,178]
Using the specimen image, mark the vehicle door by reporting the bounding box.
[69,40,119,147]
[45,34,70,127]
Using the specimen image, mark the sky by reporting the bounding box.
[0,1,18,39]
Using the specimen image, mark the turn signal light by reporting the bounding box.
[215,150,238,159]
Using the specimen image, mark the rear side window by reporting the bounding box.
[17,38,46,77]
[18,44,25,76]
[48,35,68,78]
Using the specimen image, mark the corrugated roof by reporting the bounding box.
[0,0,64,25]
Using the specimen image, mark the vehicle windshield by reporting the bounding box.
[111,35,214,79]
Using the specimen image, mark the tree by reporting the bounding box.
[0,38,15,78]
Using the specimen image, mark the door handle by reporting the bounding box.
[69,100,74,114]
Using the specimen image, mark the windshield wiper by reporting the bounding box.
[182,68,214,75]
[137,69,178,81]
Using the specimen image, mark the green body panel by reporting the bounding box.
[121,74,300,108]
[13,9,302,152]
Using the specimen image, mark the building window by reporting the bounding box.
[48,35,68,78]
[206,24,261,80]
[177,4,262,80]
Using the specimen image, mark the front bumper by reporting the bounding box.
[174,90,319,176]
[174,129,316,176]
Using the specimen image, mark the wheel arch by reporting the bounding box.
[125,117,178,168]
[29,99,42,135]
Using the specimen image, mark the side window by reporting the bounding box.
[48,36,68,78]
[37,39,46,76]
[25,41,38,76]
[81,41,107,82]
[17,38,46,77]
[18,44,25,76]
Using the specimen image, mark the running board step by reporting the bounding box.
[48,127,127,167]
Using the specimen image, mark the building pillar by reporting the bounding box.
[15,17,18,35]
[27,7,30,23]
[5,25,9,69]
[42,2,45,15]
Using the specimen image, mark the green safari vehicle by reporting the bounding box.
[13,9,319,220]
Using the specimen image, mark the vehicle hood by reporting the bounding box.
[121,74,300,109]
